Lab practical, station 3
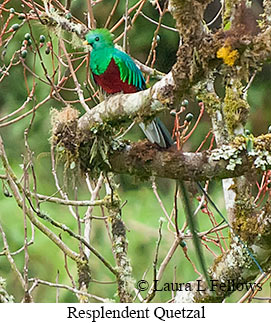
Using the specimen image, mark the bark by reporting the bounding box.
[107,137,271,181]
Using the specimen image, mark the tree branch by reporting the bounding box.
[78,72,175,135]
[107,137,271,181]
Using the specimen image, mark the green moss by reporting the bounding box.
[233,209,257,242]
[232,135,246,147]
[77,257,91,288]
[194,294,224,303]
[104,193,121,210]
[197,91,221,117]
[101,114,131,129]
[232,195,271,247]
[223,81,249,136]
[211,254,224,273]
[223,0,232,28]
[79,137,112,176]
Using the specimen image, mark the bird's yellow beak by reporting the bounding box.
[83,40,89,46]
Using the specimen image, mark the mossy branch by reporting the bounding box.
[105,180,135,303]
[51,105,271,181]
[108,135,271,181]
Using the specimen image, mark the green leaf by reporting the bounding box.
[246,138,253,153]
[89,137,98,165]
[224,21,231,31]
[99,139,111,168]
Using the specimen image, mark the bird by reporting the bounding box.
[83,28,173,148]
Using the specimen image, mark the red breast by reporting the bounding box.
[93,59,138,94]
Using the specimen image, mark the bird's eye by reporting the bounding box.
[95,36,99,41]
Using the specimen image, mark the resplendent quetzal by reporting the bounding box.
[84,28,173,148]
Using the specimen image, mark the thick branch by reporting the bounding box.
[78,72,175,134]
[54,105,271,181]
[107,137,271,181]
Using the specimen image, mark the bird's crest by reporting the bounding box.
[85,28,114,47]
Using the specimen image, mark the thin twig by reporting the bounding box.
[152,179,175,228]
[83,173,104,258]
[28,190,106,207]
[0,220,25,290]
[238,272,271,303]
[104,0,121,29]
[144,219,163,302]
[87,0,96,29]
[0,135,80,263]
[123,0,129,52]
[60,39,91,113]
[28,278,109,302]
[139,12,177,32]
[25,194,117,276]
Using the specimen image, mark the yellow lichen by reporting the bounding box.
[217,45,239,66]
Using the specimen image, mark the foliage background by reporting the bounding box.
[0,0,271,302]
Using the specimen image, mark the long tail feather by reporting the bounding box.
[179,181,212,289]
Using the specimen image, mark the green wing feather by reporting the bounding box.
[112,48,145,90]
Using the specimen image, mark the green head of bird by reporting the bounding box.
[84,29,114,50]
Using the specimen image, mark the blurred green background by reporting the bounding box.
[0,0,271,302]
